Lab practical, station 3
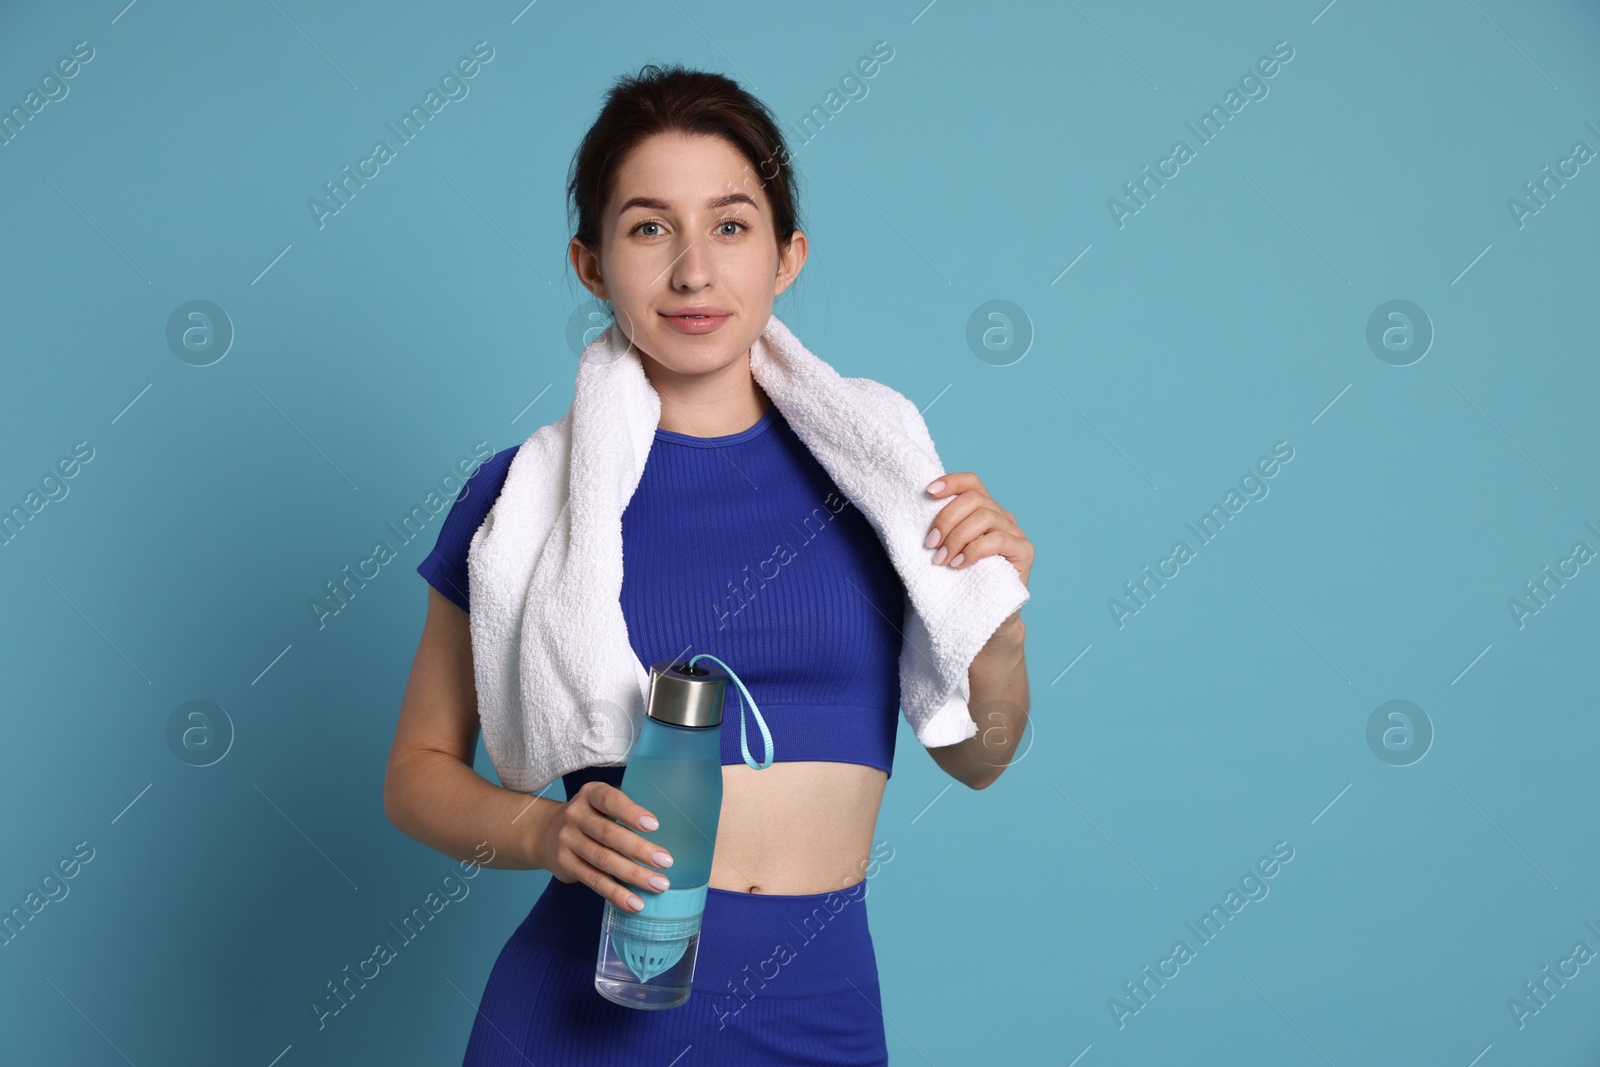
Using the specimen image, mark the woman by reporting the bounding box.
[383,63,1034,1065]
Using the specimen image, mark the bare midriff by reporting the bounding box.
[707,761,886,895]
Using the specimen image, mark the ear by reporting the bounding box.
[569,237,608,300]
[773,229,808,297]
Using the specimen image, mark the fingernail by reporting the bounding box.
[949,553,964,567]
[627,894,644,911]
[932,546,948,565]
[653,850,673,868]
[924,528,941,549]
[648,874,670,891]
[639,814,659,831]
[926,479,945,494]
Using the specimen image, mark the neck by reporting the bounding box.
[644,347,772,438]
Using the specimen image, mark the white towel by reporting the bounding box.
[467,313,1029,795]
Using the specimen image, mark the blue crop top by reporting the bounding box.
[416,402,905,800]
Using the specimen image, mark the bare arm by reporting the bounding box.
[382,586,556,869]
[927,612,1030,790]
[383,586,680,913]
[914,466,1035,791]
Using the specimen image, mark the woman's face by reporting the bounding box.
[570,131,806,378]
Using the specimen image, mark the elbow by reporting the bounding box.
[382,759,410,830]
[968,747,1020,790]
[382,777,400,829]
[929,736,1007,790]
[967,767,1003,791]
[935,756,1001,791]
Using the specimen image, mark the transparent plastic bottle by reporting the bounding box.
[594,656,772,1010]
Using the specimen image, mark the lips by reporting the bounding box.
[660,306,730,318]
[660,307,731,334]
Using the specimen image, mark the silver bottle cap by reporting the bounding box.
[645,659,728,729]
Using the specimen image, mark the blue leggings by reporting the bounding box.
[460,877,889,1065]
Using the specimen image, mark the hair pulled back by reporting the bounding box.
[566,63,802,254]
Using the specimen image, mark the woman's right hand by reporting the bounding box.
[537,780,674,911]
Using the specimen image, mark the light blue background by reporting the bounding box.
[2,1,1598,1063]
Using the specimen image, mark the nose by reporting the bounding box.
[669,235,711,291]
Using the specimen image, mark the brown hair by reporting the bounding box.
[566,63,803,258]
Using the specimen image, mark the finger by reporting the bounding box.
[950,529,1029,570]
[581,808,675,881]
[563,822,672,904]
[579,785,674,879]
[926,471,985,497]
[925,490,987,551]
[935,505,1012,564]
[568,849,649,912]
[585,780,659,833]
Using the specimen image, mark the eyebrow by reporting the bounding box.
[616,192,760,216]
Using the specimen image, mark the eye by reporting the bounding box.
[629,220,665,238]
[716,218,750,237]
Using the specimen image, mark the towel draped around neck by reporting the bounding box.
[466,313,1029,795]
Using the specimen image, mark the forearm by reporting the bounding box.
[939,614,1031,789]
[384,749,562,871]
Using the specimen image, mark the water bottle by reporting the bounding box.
[594,655,773,1010]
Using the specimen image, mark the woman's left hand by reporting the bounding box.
[924,472,1033,590]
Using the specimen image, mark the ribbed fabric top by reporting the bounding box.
[417,402,904,797]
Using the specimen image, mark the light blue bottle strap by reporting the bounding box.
[687,653,773,770]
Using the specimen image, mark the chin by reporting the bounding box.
[649,320,758,363]
[649,340,742,375]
